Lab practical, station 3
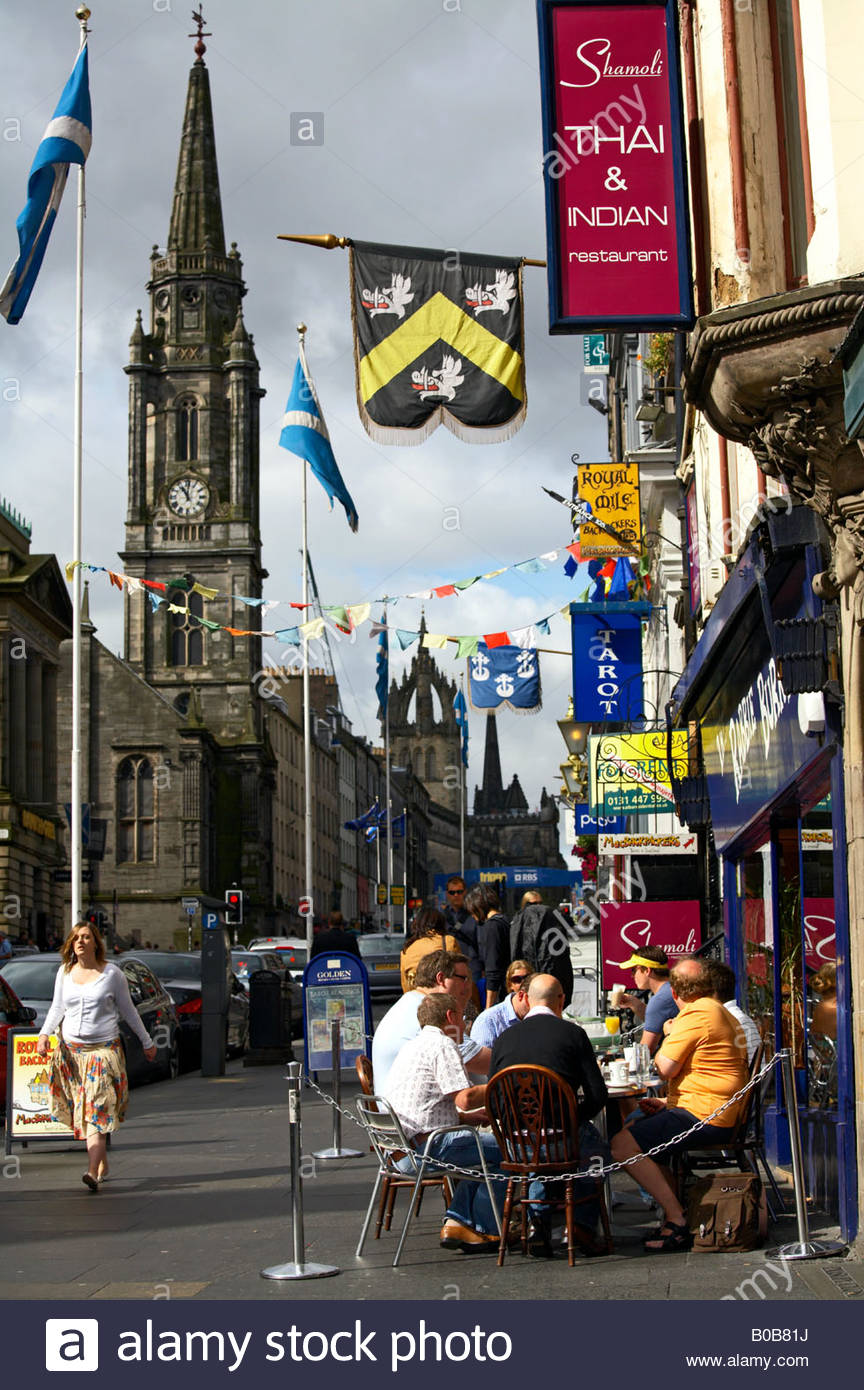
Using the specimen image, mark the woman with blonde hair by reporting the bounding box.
[505,958,533,994]
[37,920,157,1191]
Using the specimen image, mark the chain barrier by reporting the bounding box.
[303,1051,779,1185]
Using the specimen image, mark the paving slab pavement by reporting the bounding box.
[1,1059,858,1303]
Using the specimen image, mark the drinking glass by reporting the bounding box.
[604,1015,620,1037]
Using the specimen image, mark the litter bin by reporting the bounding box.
[249,969,284,1050]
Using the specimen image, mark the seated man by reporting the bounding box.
[708,960,761,1064]
[610,956,749,1253]
[372,949,491,1093]
[618,945,677,1053]
[470,972,533,1047]
[382,991,502,1253]
[489,974,610,1255]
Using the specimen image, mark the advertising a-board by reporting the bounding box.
[5,1030,72,1147]
[302,954,372,1073]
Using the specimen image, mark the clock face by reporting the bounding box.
[168,476,209,517]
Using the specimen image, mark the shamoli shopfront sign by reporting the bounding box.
[536,0,694,332]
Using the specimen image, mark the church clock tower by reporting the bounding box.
[120,34,266,738]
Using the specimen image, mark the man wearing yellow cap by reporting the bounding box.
[618,945,677,1054]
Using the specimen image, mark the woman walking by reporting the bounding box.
[37,921,157,1191]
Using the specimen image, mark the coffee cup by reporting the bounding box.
[609,1060,630,1087]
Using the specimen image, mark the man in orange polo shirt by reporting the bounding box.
[609,956,749,1253]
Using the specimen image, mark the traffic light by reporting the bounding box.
[86,909,108,931]
[224,887,244,925]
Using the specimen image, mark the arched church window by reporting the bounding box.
[425,748,437,782]
[117,756,155,863]
[168,588,204,667]
[176,397,199,462]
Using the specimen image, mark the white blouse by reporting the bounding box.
[40,962,153,1048]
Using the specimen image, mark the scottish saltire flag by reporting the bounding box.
[1,46,91,325]
[375,614,389,720]
[344,801,381,832]
[279,353,359,531]
[453,688,469,767]
[467,643,541,713]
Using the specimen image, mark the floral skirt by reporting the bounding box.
[48,1037,128,1138]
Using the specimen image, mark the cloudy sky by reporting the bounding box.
[0,0,607,856]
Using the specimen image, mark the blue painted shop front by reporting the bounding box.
[670,508,856,1240]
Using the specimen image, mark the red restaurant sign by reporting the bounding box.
[600,899,700,989]
[537,0,694,331]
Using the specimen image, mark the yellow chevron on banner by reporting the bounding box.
[358,292,524,403]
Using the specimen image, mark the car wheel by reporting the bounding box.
[164,1035,180,1082]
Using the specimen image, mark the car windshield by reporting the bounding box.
[0,959,59,998]
[130,953,201,981]
[358,935,402,959]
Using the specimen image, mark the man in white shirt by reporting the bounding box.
[382,991,501,1252]
[709,961,761,1064]
[371,949,490,1093]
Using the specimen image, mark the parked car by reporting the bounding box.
[0,971,37,1108]
[0,953,180,1085]
[230,951,302,1040]
[126,951,249,1067]
[248,936,308,980]
[356,932,404,997]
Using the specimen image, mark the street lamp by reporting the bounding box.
[559,758,587,801]
[557,698,592,759]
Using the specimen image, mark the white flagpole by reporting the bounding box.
[403,809,409,933]
[384,604,392,934]
[70,6,90,930]
[298,323,314,960]
[459,674,466,879]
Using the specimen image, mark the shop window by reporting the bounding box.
[117,756,155,863]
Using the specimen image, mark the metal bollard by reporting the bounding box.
[766,1048,846,1261]
[261,1060,340,1281]
[314,1019,363,1160]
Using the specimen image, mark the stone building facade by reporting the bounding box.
[0,503,71,944]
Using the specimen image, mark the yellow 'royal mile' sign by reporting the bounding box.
[578,462,641,558]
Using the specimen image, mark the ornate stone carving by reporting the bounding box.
[746,358,864,620]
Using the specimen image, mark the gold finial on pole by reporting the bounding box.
[297,322,307,340]
[75,5,91,35]
[277,234,350,250]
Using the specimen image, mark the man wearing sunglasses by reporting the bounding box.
[469,967,533,1047]
[442,876,483,989]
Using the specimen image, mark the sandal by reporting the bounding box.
[82,1173,99,1193]
[643,1220,692,1253]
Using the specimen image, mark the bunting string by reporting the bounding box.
[64,550,648,655]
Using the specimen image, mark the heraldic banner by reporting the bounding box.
[350,240,526,445]
[467,643,541,714]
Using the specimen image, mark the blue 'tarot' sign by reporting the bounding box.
[571,805,628,835]
[302,953,372,1073]
[570,611,643,723]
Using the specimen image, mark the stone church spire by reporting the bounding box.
[168,34,225,254]
[474,712,505,814]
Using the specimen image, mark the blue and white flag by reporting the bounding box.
[467,644,541,713]
[1,45,91,325]
[279,352,359,531]
[453,688,469,766]
[375,613,389,720]
[344,801,381,832]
